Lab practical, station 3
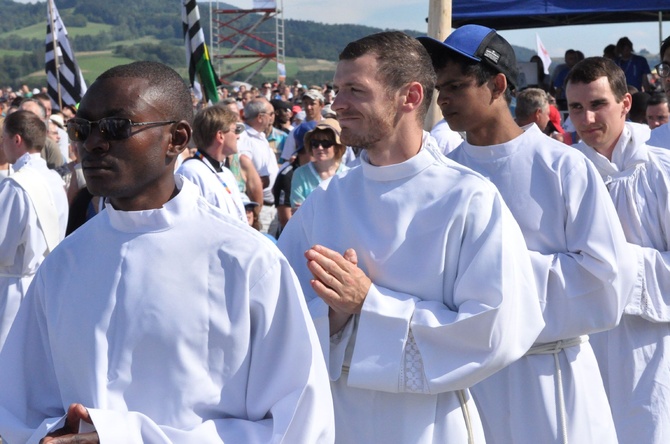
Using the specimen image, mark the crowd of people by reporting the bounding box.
[1,25,670,443]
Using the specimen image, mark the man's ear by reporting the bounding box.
[167,121,191,158]
[399,82,424,113]
[621,92,633,117]
[490,73,508,100]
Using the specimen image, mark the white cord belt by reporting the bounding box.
[341,365,476,443]
[524,335,589,444]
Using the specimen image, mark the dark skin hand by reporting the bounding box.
[40,403,99,444]
[305,245,371,335]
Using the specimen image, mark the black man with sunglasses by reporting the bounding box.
[0,61,334,444]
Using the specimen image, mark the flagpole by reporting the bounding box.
[48,0,63,110]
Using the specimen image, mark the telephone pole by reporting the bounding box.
[425,0,452,130]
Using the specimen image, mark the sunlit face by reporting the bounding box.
[646,102,670,129]
[537,105,551,132]
[75,77,182,210]
[308,130,336,163]
[1,129,23,164]
[302,97,323,121]
[434,62,495,134]
[331,54,396,150]
[48,121,60,143]
[566,76,631,158]
[222,122,240,156]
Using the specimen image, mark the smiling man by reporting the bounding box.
[420,24,639,444]
[279,30,544,444]
[0,61,334,444]
[567,56,670,444]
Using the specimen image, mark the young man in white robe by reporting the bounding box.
[567,56,670,444]
[176,105,246,223]
[0,110,68,351]
[278,31,545,444]
[419,25,640,444]
[648,36,670,149]
[0,61,334,444]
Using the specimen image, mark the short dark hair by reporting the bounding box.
[565,57,628,102]
[3,110,47,151]
[647,92,669,108]
[192,105,239,148]
[432,50,514,104]
[96,61,193,123]
[339,31,436,121]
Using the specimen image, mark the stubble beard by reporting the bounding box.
[340,108,396,151]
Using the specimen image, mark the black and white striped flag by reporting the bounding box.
[182,0,219,103]
[45,0,87,109]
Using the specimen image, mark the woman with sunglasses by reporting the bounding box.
[290,118,349,210]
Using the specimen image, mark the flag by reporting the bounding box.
[536,34,551,75]
[182,0,219,104]
[45,0,86,109]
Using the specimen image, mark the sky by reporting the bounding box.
[219,0,670,60]
[17,0,670,61]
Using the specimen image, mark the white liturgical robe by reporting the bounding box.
[0,178,334,443]
[575,122,670,444]
[176,155,246,222]
[449,123,640,444]
[0,152,67,350]
[648,121,670,149]
[278,134,544,444]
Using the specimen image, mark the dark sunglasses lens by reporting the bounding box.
[66,119,90,142]
[311,140,334,149]
[99,118,131,140]
[235,123,245,135]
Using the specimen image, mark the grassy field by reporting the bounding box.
[0,21,114,40]
[4,19,336,87]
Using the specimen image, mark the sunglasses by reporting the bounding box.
[655,62,670,78]
[67,117,177,142]
[310,139,335,149]
[234,123,245,135]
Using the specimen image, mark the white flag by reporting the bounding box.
[536,34,551,75]
[45,0,87,108]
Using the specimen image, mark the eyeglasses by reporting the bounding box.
[66,117,177,142]
[259,111,275,116]
[310,140,335,149]
[656,62,670,78]
[234,123,245,135]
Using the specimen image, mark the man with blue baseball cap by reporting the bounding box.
[419,25,640,444]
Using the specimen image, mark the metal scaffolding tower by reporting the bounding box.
[209,0,285,85]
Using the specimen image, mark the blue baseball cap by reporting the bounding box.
[418,24,519,90]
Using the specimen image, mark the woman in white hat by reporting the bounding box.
[290,118,348,210]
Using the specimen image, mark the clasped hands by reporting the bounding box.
[40,403,99,444]
[305,245,372,334]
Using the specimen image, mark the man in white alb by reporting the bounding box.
[177,104,246,222]
[419,25,640,444]
[0,61,334,444]
[278,31,544,444]
[567,56,670,444]
[0,110,68,350]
